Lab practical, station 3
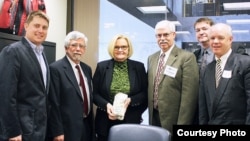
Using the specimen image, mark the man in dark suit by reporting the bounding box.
[147,20,199,134]
[47,31,94,141]
[193,17,215,125]
[193,17,248,125]
[199,23,250,125]
[0,11,50,141]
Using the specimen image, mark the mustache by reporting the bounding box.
[159,40,167,44]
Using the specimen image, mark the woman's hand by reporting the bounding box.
[124,97,131,109]
[106,103,118,120]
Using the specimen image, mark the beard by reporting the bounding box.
[75,54,81,61]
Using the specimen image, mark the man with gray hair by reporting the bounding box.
[147,20,199,133]
[47,31,94,141]
[199,23,250,125]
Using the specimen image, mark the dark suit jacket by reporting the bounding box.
[93,59,148,136]
[193,45,247,124]
[199,52,250,125]
[0,37,50,141]
[47,56,94,141]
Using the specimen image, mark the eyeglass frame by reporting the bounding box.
[155,32,173,38]
[69,43,86,49]
[114,45,129,51]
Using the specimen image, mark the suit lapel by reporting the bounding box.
[158,47,178,84]
[42,52,50,93]
[105,60,114,95]
[207,61,216,95]
[211,54,236,115]
[79,63,93,102]
[151,52,160,80]
[63,57,83,99]
[128,60,135,91]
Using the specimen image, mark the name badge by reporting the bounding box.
[164,65,177,78]
[222,70,232,78]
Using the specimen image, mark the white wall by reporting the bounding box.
[44,0,67,60]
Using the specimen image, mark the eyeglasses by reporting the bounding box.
[114,46,128,51]
[69,43,86,48]
[156,32,173,38]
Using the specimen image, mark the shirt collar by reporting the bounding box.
[202,47,212,55]
[215,49,232,62]
[160,43,174,57]
[25,37,44,54]
[66,55,79,68]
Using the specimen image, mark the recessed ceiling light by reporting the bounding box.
[223,2,250,10]
[226,19,250,24]
[137,6,168,14]
[176,31,190,34]
[232,30,249,33]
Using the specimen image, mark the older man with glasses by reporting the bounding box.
[147,20,199,134]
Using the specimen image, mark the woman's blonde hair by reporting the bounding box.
[107,34,134,59]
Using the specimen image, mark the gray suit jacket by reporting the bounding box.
[147,46,199,133]
[0,37,50,141]
[199,52,250,125]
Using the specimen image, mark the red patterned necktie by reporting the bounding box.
[75,65,89,116]
[153,53,165,109]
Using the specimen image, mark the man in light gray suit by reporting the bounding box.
[147,20,199,134]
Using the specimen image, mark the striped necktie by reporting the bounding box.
[216,59,222,88]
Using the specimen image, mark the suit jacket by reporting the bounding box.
[47,56,94,141]
[199,52,250,125]
[147,46,199,133]
[93,59,148,136]
[193,45,247,125]
[0,37,50,141]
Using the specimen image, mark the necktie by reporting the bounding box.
[153,53,165,109]
[75,65,89,116]
[215,59,222,88]
[201,50,208,72]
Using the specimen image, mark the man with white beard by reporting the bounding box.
[47,31,94,141]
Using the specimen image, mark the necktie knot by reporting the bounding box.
[160,53,165,58]
[75,64,80,68]
[203,50,208,55]
[75,65,81,84]
[217,58,221,64]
